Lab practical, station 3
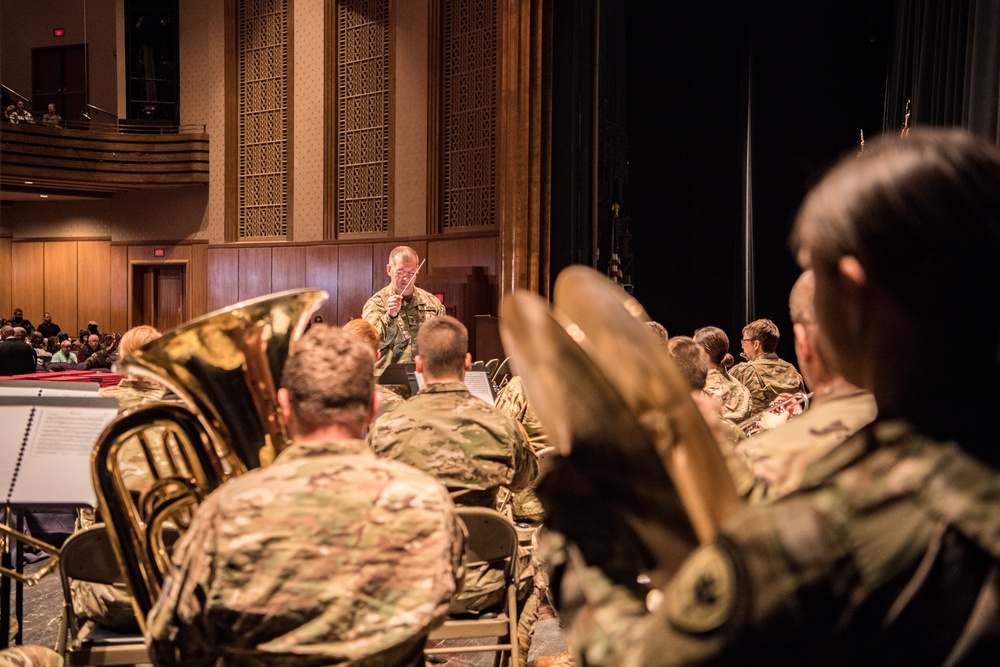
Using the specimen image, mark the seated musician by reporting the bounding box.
[367,315,537,614]
[729,318,805,412]
[146,325,465,666]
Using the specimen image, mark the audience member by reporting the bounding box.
[87,320,102,338]
[29,331,51,368]
[80,333,112,370]
[694,326,753,424]
[13,100,34,123]
[730,317,804,412]
[737,270,878,500]
[4,104,16,123]
[50,338,78,365]
[362,245,445,375]
[40,103,62,128]
[146,325,464,666]
[367,315,537,613]
[9,308,34,336]
[0,325,36,376]
[36,312,61,338]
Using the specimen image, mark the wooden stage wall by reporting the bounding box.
[2,233,498,355]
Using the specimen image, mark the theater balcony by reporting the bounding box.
[0,122,208,200]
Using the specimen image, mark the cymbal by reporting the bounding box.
[500,291,699,582]
[553,266,741,542]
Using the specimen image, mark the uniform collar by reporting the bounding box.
[275,438,371,463]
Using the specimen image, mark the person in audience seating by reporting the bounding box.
[146,325,464,666]
[37,312,61,339]
[50,338,78,365]
[0,325,36,376]
[40,103,62,128]
[9,308,34,336]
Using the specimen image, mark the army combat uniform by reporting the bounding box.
[554,420,1000,666]
[495,375,549,522]
[0,646,62,667]
[146,438,465,667]
[703,366,753,425]
[362,285,445,375]
[730,352,805,414]
[739,382,877,501]
[368,381,537,613]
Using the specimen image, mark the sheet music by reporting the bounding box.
[0,380,100,397]
[463,371,496,405]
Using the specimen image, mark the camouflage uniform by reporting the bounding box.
[362,286,445,375]
[703,366,752,425]
[375,384,405,417]
[730,352,805,414]
[146,438,465,667]
[367,381,537,613]
[0,646,62,667]
[739,383,877,501]
[495,376,548,522]
[555,420,1000,665]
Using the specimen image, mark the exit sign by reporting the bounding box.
[154,248,165,257]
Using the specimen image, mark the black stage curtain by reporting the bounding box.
[887,0,1000,143]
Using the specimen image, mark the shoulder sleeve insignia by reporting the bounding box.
[664,543,737,634]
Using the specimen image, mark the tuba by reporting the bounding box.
[92,289,327,630]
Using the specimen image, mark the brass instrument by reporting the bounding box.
[0,518,61,585]
[737,391,812,437]
[500,267,741,588]
[92,289,327,630]
[901,99,911,138]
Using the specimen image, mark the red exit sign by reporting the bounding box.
[154,248,165,257]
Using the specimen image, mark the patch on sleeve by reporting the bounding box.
[664,543,737,634]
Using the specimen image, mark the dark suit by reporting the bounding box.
[0,339,37,376]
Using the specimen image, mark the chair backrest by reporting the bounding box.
[456,507,518,574]
[59,523,124,586]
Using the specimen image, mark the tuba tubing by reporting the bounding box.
[92,289,327,630]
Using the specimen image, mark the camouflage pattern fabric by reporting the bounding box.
[146,438,465,667]
[367,381,537,612]
[362,286,445,375]
[739,384,877,501]
[495,376,549,522]
[703,366,753,424]
[730,352,805,414]
[375,384,405,417]
[367,381,537,504]
[553,420,1000,665]
[0,646,63,667]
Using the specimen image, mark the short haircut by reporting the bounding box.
[416,316,467,377]
[280,324,374,433]
[118,325,161,359]
[743,319,780,353]
[342,318,379,358]
[694,326,734,367]
[13,327,27,340]
[788,270,816,327]
[792,130,1000,349]
[667,336,709,391]
[388,245,418,266]
[1,325,13,340]
[645,321,670,349]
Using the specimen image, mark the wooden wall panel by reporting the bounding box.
[237,247,272,301]
[0,239,11,319]
[77,241,112,336]
[305,245,339,325]
[271,246,307,292]
[109,245,129,335]
[337,244,373,325]
[10,242,44,328]
[427,235,498,275]
[207,247,240,311]
[43,241,79,336]
[188,242,209,319]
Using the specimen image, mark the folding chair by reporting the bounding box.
[426,507,521,667]
[56,523,149,666]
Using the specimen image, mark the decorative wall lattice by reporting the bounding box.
[336,0,389,236]
[443,0,498,229]
[238,0,288,239]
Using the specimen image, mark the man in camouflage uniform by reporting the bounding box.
[0,646,62,667]
[543,131,1000,665]
[495,375,548,522]
[146,325,465,666]
[730,318,805,413]
[342,317,405,416]
[738,270,877,501]
[362,245,446,375]
[367,315,536,614]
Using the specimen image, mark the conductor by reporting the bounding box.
[362,245,445,375]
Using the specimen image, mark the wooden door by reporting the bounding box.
[132,264,185,331]
[32,44,88,125]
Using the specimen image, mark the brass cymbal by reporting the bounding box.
[500,291,699,582]
[553,266,741,542]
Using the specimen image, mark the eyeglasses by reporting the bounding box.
[741,338,753,344]
[392,269,417,279]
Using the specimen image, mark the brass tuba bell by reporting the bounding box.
[92,289,327,629]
